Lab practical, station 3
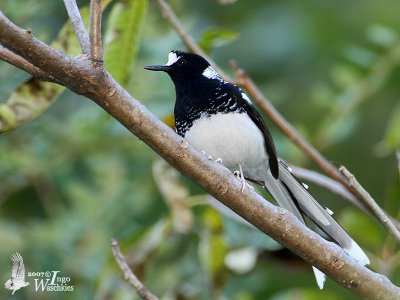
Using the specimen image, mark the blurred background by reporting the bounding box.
[0,0,399,299]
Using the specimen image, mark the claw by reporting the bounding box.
[234,162,253,192]
[215,158,223,164]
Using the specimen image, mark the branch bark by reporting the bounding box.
[89,0,103,62]
[0,44,61,83]
[1,8,399,299]
[111,238,159,300]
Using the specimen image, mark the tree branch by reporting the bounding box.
[290,165,360,208]
[0,43,62,84]
[63,0,90,55]
[89,0,103,62]
[292,165,400,231]
[339,166,400,244]
[111,238,159,300]
[0,12,92,91]
[1,9,400,299]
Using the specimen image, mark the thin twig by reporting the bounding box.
[292,165,400,231]
[290,165,360,207]
[89,0,103,62]
[63,0,90,54]
[153,0,232,81]
[0,44,62,84]
[111,238,159,300]
[339,166,400,243]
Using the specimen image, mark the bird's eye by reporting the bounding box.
[178,59,186,66]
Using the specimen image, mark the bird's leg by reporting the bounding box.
[234,162,254,192]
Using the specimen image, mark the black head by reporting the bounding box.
[144,50,215,83]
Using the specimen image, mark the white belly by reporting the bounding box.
[184,112,270,180]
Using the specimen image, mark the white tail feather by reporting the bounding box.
[312,267,326,289]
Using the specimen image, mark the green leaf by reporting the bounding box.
[152,158,193,233]
[198,27,239,54]
[384,103,400,149]
[366,24,399,48]
[104,0,148,86]
[198,208,227,288]
[339,209,383,251]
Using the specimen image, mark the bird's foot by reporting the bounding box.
[234,162,254,193]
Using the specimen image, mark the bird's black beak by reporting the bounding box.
[144,65,172,72]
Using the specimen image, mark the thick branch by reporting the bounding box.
[111,238,159,300]
[0,44,62,84]
[89,0,103,62]
[0,11,105,97]
[63,0,90,54]
[340,166,400,244]
[1,10,400,299]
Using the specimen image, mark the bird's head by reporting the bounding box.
[145,50,220,84]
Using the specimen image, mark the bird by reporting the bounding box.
[4,252,30,295]
[145,50,370,288]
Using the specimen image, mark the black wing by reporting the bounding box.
[233,92,279,179]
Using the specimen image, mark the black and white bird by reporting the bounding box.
[145,50,369,288]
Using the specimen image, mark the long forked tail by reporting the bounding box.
[263,159,369,289]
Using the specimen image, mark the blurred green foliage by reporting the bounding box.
[0,0,400,299]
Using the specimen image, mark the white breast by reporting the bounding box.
[184,112,270,180]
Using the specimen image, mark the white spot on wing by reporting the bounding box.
[302,183,309,189]
[241,92,252,104]
[165,52,180,66]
